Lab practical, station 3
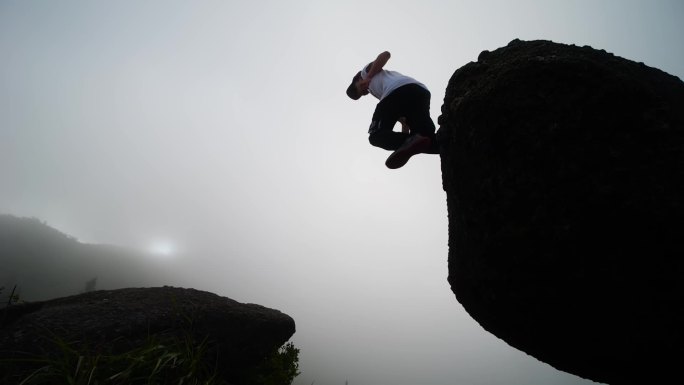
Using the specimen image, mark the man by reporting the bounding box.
[346,51,438,169]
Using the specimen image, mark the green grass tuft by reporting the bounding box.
[1,330,300,385]
[239,342,300,385]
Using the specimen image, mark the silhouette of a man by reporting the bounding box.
[346,51,438,169]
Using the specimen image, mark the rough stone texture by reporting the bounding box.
[438,39,684,384]
[0,286,295,382]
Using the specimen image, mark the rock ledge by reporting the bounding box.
[438,39,684,384]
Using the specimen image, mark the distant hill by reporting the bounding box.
[0,215,182,305]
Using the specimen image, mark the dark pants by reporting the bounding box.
[368,83,437,152]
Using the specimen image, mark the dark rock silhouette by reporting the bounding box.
[0,286,295,383]
[438,39,684,384]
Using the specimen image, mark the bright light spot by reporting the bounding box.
[148,240,175,257]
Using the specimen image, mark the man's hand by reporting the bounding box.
[358,77,371,92]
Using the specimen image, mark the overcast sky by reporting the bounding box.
[2,1,683,384]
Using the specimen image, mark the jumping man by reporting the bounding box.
[346,51,438,169]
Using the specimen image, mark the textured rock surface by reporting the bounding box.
[0,286,295,382]
[438,39,684,384]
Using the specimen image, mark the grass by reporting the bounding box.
[238,342,300,385]
[2,330,223,385]
[1,330,300,385]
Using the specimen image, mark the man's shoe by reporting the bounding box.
[385,134,431,169]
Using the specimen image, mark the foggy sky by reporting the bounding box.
[2,1,683,384]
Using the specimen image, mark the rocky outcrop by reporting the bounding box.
[438,39,684,384]
[0,286,295,383]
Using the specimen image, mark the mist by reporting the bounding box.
[2,1,683,384]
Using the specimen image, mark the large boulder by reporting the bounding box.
[0,286,295,383]
[438,39,684,384]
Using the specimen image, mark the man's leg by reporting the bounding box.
[367,85,436,168]
[384,133,432,169]
[368,129,409,151]
[367,98,404,150]
[402,85,439,154]
[380,84,437,168]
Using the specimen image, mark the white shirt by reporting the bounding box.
[360,64,427,101]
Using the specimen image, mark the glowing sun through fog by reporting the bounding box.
[148,240,176,257]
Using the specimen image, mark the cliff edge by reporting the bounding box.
[438,39,684,384]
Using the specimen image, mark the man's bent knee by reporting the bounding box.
[369,132,393,150]
[369,133,382,148]
[369,131,406,151]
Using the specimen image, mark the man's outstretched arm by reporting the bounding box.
[366,51,391,78]
[358,51,391,90]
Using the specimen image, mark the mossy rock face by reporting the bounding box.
[438,39,684,384]
[0,286,296,383]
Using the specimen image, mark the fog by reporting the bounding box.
[2,1,683,384]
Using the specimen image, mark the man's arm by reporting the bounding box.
[358,51,391,90]
[366,51,391,78]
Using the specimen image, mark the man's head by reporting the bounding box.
[346,72,368,100]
